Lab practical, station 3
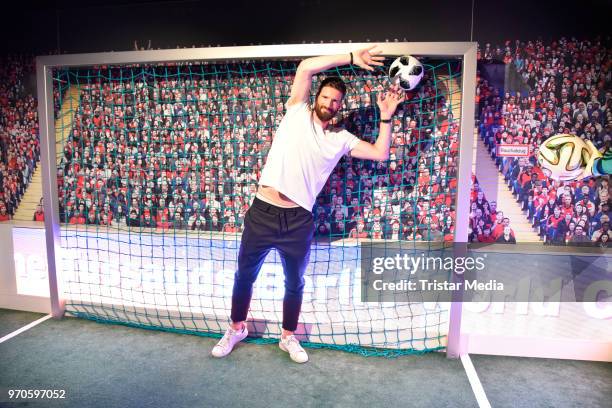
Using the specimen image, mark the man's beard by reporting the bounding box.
[314,103,336,122]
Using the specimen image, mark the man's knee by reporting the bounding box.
[284,274,305,295]
[234,267,259,286]
[285,284,305,297]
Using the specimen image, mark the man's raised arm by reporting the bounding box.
[286,46,385,107]
[350,84,405,161]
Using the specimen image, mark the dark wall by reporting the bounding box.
[1,0,610,54]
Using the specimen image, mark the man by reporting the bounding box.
[546,206,563,243]
[348,218,368,239]
[488,200,498,220]
[474,190,488,212]
[222,214,239,233]
[0,205,10,222]
[424,220,444,241]
[559,193,574,218]
[490,211,504,239]
[568,137,610,179]
[496,226,517,244]
[591,221,610,243]
[33,204,44,222]
[555,212,573,245]
[477,225,496,243]
[570,225,591,245]
[212,46,404,363]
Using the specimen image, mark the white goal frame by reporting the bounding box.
[36,42,477,359]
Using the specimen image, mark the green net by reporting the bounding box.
[53,56,463,356]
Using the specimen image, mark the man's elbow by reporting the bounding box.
[365,153,388,162]
[296,60,315,76]
[351,143,388,161]
[375,150,389,161]
[295,61,306,74]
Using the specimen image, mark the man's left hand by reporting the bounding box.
[376,84,406,120]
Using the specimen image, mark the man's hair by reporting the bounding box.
[315,76,346,99]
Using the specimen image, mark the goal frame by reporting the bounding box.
[36,42,477,359]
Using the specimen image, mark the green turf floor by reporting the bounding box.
[1,309,610,408]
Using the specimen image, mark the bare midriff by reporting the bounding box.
[258,185,299,207]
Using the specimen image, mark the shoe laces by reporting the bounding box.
[283,335,303,350]
[217,328,235,349]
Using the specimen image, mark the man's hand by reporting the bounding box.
[577,140,603,180]
[288,45,385,107]
[350,84,406,162]
[376,84,406,119]
[352,46,386,71]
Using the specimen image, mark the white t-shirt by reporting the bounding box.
[259,102,360,211]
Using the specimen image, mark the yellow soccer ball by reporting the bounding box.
[537,134,592,181]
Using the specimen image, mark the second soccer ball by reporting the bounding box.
[537,134,597,181]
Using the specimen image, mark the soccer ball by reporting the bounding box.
[389,55,424,91]
[537,134,592,181]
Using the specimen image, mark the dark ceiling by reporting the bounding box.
[2,0,610,54]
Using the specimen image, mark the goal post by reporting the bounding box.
[36,42,477,358]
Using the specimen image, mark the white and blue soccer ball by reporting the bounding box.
[389,55,424,91]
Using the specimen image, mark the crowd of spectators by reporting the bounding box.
[467,176,516,244]
[4,37,609,249]
[56,62,460,242]
[477,37,611,246]
[0,54,40,221]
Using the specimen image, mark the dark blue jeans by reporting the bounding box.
[231,197,314,331]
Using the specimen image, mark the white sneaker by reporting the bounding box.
[211,324,248,358]
[279,335,309,363]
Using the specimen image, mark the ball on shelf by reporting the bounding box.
[537,134,592,181]
[389,55,424,91]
